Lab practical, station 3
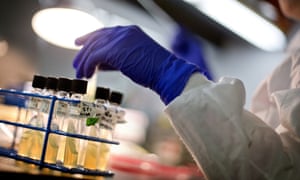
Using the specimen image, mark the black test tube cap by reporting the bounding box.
[109,91,123,105]
[71,79,88,94]
[57,77,72,92]
[95,86,110,100]
[32,74,47,89]
[45,76,58,90]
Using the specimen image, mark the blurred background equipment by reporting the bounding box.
[145,113,196,166]
[181,0,287,51]
[0,41,36,90]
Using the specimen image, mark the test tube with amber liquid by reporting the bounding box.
[61,79,87,169]
[17,75,47,159]
[82,87,110,170]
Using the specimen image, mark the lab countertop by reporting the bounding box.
[0,156,113,179]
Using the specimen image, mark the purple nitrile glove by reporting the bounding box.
[171,26,213,80]
[73,25,201,105]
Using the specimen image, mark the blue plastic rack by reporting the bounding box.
[0,88,119,177]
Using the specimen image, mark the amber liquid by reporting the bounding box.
[83,141,99,170]
[78,126,98,169]
[44,134,60,164]
[96,128,112,171]
[96,143,110,171]
[63,136,78,168]
[17,129,44,159]
[18,98,44,159]
[56,135,66,165]
[56,115,69,165]
[63,120,78,168]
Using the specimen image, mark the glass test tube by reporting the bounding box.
[79,86,110,170]
[109,91,125,130]
[76,98,95,169]
[61,79,87,169]
[96,90,124,171]
[45,77,71,164]
[17,75,47,159]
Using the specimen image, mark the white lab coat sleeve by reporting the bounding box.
[290,51,300,88]
[164,73,294,180]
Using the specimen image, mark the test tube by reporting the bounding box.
[109,91,125,129]
[96,90,124,171]
[79,86,110,170]
[45,77,71,164]
[61,79,87,169]
[17,75,47,159]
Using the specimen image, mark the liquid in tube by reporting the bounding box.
[17,75,47,159]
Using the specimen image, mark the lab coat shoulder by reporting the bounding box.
[165,73,297,180]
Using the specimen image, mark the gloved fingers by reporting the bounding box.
[75,41,109,78]
[82,48,103,78]
[73,38,99,69]
[74,28,131,78]
[84,60,97,78]
[75,27,118,46]
[73,28,118,69]
[83,47,118,78]
[74,42,100,78]
[75,29,103,46]
[73,31,107,68]
[74,32,114,76]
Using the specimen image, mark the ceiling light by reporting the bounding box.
[184,0,287,52]
[32,7,103,50]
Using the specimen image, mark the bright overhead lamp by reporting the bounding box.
[32,7,103,50]
[184,0,287,52]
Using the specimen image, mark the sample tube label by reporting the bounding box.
[26,97,40,110]
[79,101,94,117]
[56,100,68,115]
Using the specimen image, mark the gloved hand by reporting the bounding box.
[171,26,213,80]
[73,25,201,105]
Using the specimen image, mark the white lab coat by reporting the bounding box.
[164,31,300,180]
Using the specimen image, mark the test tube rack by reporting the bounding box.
[0,88,119,177]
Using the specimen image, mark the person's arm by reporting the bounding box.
[72,25,296,180]
[165,73,294,180]
[73,25,201,105]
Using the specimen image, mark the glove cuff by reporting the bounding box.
[154,56,201,105]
